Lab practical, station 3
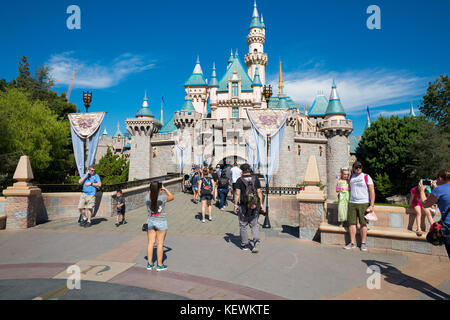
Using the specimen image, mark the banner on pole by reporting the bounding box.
[246,109,288,138]
[68,112,106,138]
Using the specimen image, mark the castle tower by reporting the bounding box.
[184,56,208,115]
[319,81,353,201]
[126,91,162,180]
[244,1,268,85]
[209,62,219,117]
[251,66,263,108]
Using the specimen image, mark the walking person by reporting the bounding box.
[198,167,216,222]
[336,168,350,226]
[211,167,220,204]
[78,165,102,228]
[344,161,375,252]
[191,166,201,204]
[234,164,264,253]
[114,189,127,227]
[231,162,242,202]
[419,169,450,258]
[146,181,174,271]
[217,171,230,210]
[409,182,434,236]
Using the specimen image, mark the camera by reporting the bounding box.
[421,179,431,186]
[158,181,162,188]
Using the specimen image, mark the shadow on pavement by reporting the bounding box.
[281,225,299,238]
[362,260,450,300]
[145,246,172,265]
[90,218,108,226]
[224,233,241,249]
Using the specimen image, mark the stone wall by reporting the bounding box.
[268,196,299,228]
[326,135,349,201]
[128,135,151,180]
[0,178,182,229]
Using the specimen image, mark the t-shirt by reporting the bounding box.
[349,173,373,204]
[432,183,450,225]
[116,196,125,214]
[225,168,232,180]
[231,166,242,184]
[145,193,167,218]
[82,174,101,196]
[234,175,262,204]
[211,172,219,182]
[191,172,201,185]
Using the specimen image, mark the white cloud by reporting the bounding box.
[47,52,155,89]
[268,68,427,113]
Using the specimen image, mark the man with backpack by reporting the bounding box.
[198,167,216,223]
[234,163,264,253]
[344,161,375,252]
[217,171,230,210]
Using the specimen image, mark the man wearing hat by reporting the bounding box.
[234,163,264,253]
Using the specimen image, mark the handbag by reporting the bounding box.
[142,223,148,232]
[364,207,378,222]
[426,208,449,246]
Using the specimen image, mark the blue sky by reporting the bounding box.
[1,0,449,137]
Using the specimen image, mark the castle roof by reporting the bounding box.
[349,136,361,154]
[181,98,196,112]
[268,96,303,113]
[159,116,177,133]
[249,1,264,29]
[217,56,253,92]
[136,91,154,117]
[325,81,346,116]
[209,62,219,87]
[185,57,207,87]
[113,122,122,138]
[251,67,262,87]
[309,94,329,116]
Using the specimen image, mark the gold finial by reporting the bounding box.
[278,59,284,97]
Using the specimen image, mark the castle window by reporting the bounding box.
[232,107,239,119]
[319,146,323,157]
[232,82,238,97]
[254,49,257,53]
[297,145,301,156]
[288,145,290,152]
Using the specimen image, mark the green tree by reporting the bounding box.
[95,148,129,185]
[404,120,450,180]
[0,88,72,188]
[9,56,76,120]
[356,115,428,195]
[372,172,394,201]
[419,75,450,132]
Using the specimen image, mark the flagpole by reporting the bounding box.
[263,133,271,228]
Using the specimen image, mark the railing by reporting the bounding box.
[37,173,181,193]
[268,186,301,196]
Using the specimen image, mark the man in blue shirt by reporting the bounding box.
[78,165,102,228]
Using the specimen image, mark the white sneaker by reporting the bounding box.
[201,219,206,223]
[344,243,356,250]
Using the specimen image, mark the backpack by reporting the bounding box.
[240,176,260,212]
[200,177,213,196]
[218,176,229,189]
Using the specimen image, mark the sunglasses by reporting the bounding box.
[353,166,362,170]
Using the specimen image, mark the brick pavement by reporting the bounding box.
[1,192,449,300]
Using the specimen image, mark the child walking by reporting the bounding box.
[114,189,127,227]
[336,168,350,226]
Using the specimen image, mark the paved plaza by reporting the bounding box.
[0,192,448,300]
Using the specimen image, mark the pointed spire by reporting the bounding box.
[235,48,239,57]
[305,104,308,116]
[209,62,219,87]
[142,90,149,107]
[365,106,371,129]
[113,121,122,138]
[249,0,263,29]
[260,14,265,28]
[252,66,262,87]
[102,128,108,136]
[325,80,346,116]
[278,60,284,97]
[193,55,203,74]
[409,102,416,117]
[160,97,165,126]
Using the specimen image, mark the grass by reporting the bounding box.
[332,201,408,208]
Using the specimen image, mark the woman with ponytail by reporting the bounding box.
[145,181,174,271]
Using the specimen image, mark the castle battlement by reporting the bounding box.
[318,119,353,137]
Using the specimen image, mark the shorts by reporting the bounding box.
[347,202,369,226]
[78,193,95,210]
[200,194,213,201]
[147,216,168,231]
[192,186,199,191]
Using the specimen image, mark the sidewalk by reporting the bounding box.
[0,192,448,300]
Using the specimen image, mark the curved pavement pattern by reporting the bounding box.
[0,192,449,300]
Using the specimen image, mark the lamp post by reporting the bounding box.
[83,91,93,113]
[82,91,93,171]
[262,85,272,229]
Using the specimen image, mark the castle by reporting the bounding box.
[96,1,354,201]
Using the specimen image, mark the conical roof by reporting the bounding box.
[309,94,329,116]
[217,56,253,92]
[184,56,207,87]
[409,103,416,116]
[209,62,219,87]
[113,122,122,138]
[136,91,153,117]
[251,67,262,87]
[181,98,196,112]
[249,1,263,29]
[159,116,177,133]
[325,81,346,116]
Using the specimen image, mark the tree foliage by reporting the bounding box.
[0,88,72,188]
[419,75,450,132]
[357,115,429,197]
[95,148,129,185]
